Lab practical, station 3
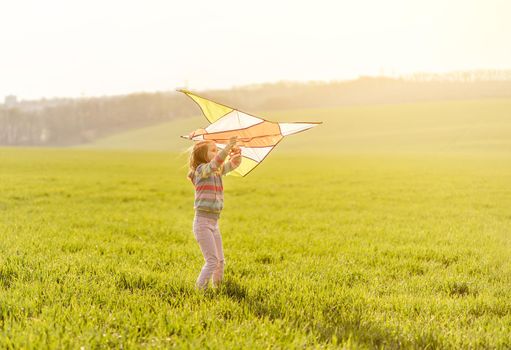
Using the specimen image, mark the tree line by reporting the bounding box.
[2,73,511,146]
[0,93,190,146]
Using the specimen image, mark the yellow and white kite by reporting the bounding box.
[180,90,321,177]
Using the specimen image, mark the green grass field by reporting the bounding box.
[1,99,511,348]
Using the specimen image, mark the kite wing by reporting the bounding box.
[179,90,321,177]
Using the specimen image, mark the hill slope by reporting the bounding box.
[81,98,511,156]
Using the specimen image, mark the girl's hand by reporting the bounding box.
[229,146,241,159]
[229,145,241,154]
[228,136,238,147]
[230,153,242,168]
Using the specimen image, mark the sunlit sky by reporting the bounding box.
[1,0,509,100]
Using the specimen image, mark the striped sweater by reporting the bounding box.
[192,148,235,218]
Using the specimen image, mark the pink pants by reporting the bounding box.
[193,214,225,289]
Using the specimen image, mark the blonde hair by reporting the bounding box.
[187,140,215,182]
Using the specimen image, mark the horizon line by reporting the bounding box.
[3,68,511,104]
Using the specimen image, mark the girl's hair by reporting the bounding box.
[187,140,214,182]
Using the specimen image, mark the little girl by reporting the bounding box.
[188,136,241,289]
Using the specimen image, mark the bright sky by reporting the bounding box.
[1,0,509,100]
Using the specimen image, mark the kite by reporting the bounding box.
[180,90,321,177]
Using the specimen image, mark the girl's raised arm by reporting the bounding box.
[199,137,237,178]
[222,150,241,175]
[199,147,229,178]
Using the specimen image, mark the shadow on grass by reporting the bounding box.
[0,266,18,289]
[113,274,446,348]
[217,278,248,302]
[216,278,284,320]
[216,278,444,348]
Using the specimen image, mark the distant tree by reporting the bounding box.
[1,71,511,146]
